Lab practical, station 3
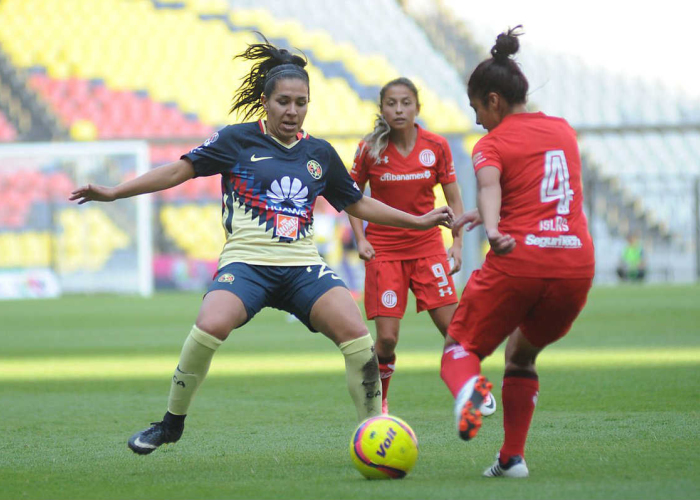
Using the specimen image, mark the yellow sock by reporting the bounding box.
[167,325,223,415]
[339,333,382,421]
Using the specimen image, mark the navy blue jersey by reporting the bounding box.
[182,120,363,267]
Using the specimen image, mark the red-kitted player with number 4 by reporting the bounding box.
[441,26,595,478]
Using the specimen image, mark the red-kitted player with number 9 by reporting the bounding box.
[441,26,595,478]
[348,77,496,418]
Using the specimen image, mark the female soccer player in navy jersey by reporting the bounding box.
[348,77,494,417]
[440,27,595,478]
[70,38,453,455]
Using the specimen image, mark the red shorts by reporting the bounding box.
[364,254,457,319]
[447,263,593,358]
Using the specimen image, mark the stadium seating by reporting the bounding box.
[0,0,696,282]
[159,203,224,260]
[0,0,373,137]
[28,74,214,140]
[0,110,17,141]
[225,0,473,132]
[0,0,475,153]
[579,130,700,237]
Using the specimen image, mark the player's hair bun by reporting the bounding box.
[491,26,523,63]
[272,47,307,69]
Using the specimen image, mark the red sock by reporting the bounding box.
[378,354,396,402]
[440,344,481,397]
[500,376,539,462]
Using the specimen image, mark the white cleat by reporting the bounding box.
[483,454,529,478]
[479,392,497,417]
[454,375,492,441]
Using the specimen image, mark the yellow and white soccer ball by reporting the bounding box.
[349,415,418,479]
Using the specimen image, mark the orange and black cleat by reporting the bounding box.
[454,375,493,441]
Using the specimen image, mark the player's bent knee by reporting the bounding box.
[505,359,537,375]
[194,320,232,341]
[327,317,370,345]
[443,333,460,349]
[376,334,398,351]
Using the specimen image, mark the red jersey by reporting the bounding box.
[351,125,457,260]
[472,112,595,278]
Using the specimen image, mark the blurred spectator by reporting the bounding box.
[616,234,646,282]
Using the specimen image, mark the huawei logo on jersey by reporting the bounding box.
[266,176,308,207]
[379,171,431,182]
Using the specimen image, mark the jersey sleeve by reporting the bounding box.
[349,141,370,185]
[472,135,503,173]
[181,126,240,177]
[437,137,457,184]
[323,145,364,212]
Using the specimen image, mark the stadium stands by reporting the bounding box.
[404,2,700,282]
[0,110,17,141]
[0,0,697,282]
[28,74,214,140]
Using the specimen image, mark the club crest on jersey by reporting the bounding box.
[307,160,322,179]
[419,149,436,167]
[275,214,299,239]
[203,132,219,147]
[381,290,398,308]
[217,273,235,283]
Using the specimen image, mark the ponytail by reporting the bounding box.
[363,114,392,161]
[230,33,309,120]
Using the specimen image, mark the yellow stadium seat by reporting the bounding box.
[187,0,230,14]
[0,0,472,141]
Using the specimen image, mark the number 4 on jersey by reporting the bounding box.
[540,150,574,215]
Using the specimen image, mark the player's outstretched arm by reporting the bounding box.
[345,195,453,230]
[476,166,515,255]
[442,181,465,275]
[347,213,375,261]
[70,159,195,204]
[451,208,482,235]
[345,180,375,261]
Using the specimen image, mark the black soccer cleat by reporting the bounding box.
[127,419,184,455]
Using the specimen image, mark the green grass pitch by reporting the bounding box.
[1,284,698,499]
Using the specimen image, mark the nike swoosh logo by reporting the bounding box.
[133,437,157,449]
[251,154,273,162]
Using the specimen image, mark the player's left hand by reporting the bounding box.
[451,208,482,238]
[447,245,462,275]
[486,228,516,255]
[69,184,117,204]
[417,206,454,229]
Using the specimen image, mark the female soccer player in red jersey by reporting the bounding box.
[348,77,494,416]
[70,37,453,455]
[440,27,595,478]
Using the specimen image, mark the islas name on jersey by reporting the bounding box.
[527,215,582,249]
